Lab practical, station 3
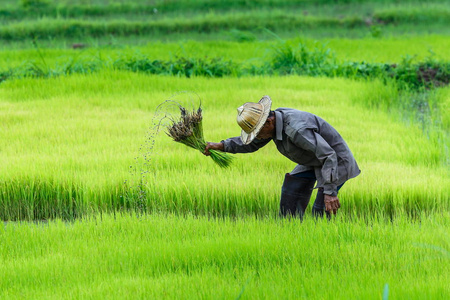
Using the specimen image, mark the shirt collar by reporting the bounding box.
[274,110,283,141]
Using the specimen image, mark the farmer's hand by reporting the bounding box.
[204,142,224,156]
[324,194,340,214]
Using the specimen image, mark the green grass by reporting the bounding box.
[1,39,449,97]
[0,11,448,42]
[2,37,449,68]
[0,1,448,43]
[0,14,370,41]
[3,0,448,20]
[0,72,448,220]
[1,212,449,299]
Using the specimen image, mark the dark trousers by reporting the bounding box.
[279,170,343,219]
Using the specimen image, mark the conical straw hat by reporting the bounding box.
[236,96,272,144]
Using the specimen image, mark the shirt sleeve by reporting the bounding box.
[286,126,339,195]
[221,137,271,154]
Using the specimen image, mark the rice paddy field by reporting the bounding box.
[1,0,449,299]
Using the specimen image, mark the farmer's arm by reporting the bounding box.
[204,137,271,155]
[286,126,338,194]
[285,125,341,213]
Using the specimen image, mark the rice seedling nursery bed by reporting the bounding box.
[0,0,449,299]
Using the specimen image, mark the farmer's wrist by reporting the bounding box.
[324,192,337,197]
[211,141,224,151]
[323,184,337,196]
[206,142,224,150]
[220,140,228,152]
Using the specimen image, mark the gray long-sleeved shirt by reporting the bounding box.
[222,108,361,196]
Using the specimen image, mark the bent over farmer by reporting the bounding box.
[204,96,360,219]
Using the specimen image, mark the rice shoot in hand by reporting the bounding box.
[167,106,234,168]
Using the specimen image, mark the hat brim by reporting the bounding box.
[240,96,272,144]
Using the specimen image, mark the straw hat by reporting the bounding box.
[236,96,272,144]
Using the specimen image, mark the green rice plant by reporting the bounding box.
[2,0,445,21]
[374,5,450,25]
[0,212,449,299]
[20,0,49,10]
[0,13,373,41]
[227,29,257,42]
[267,40,335,76]
[112,54,239,78]
[4,41,448,91]
[165,104,234,168]
[0,70,12,83]
[1,0,449,43]
[0,72,448,220]
[2,37,448,65]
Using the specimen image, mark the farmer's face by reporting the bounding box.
[256,116,275,139]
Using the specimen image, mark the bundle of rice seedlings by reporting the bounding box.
[167,106,234,168]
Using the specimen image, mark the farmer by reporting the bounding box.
[204,96,360,219]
